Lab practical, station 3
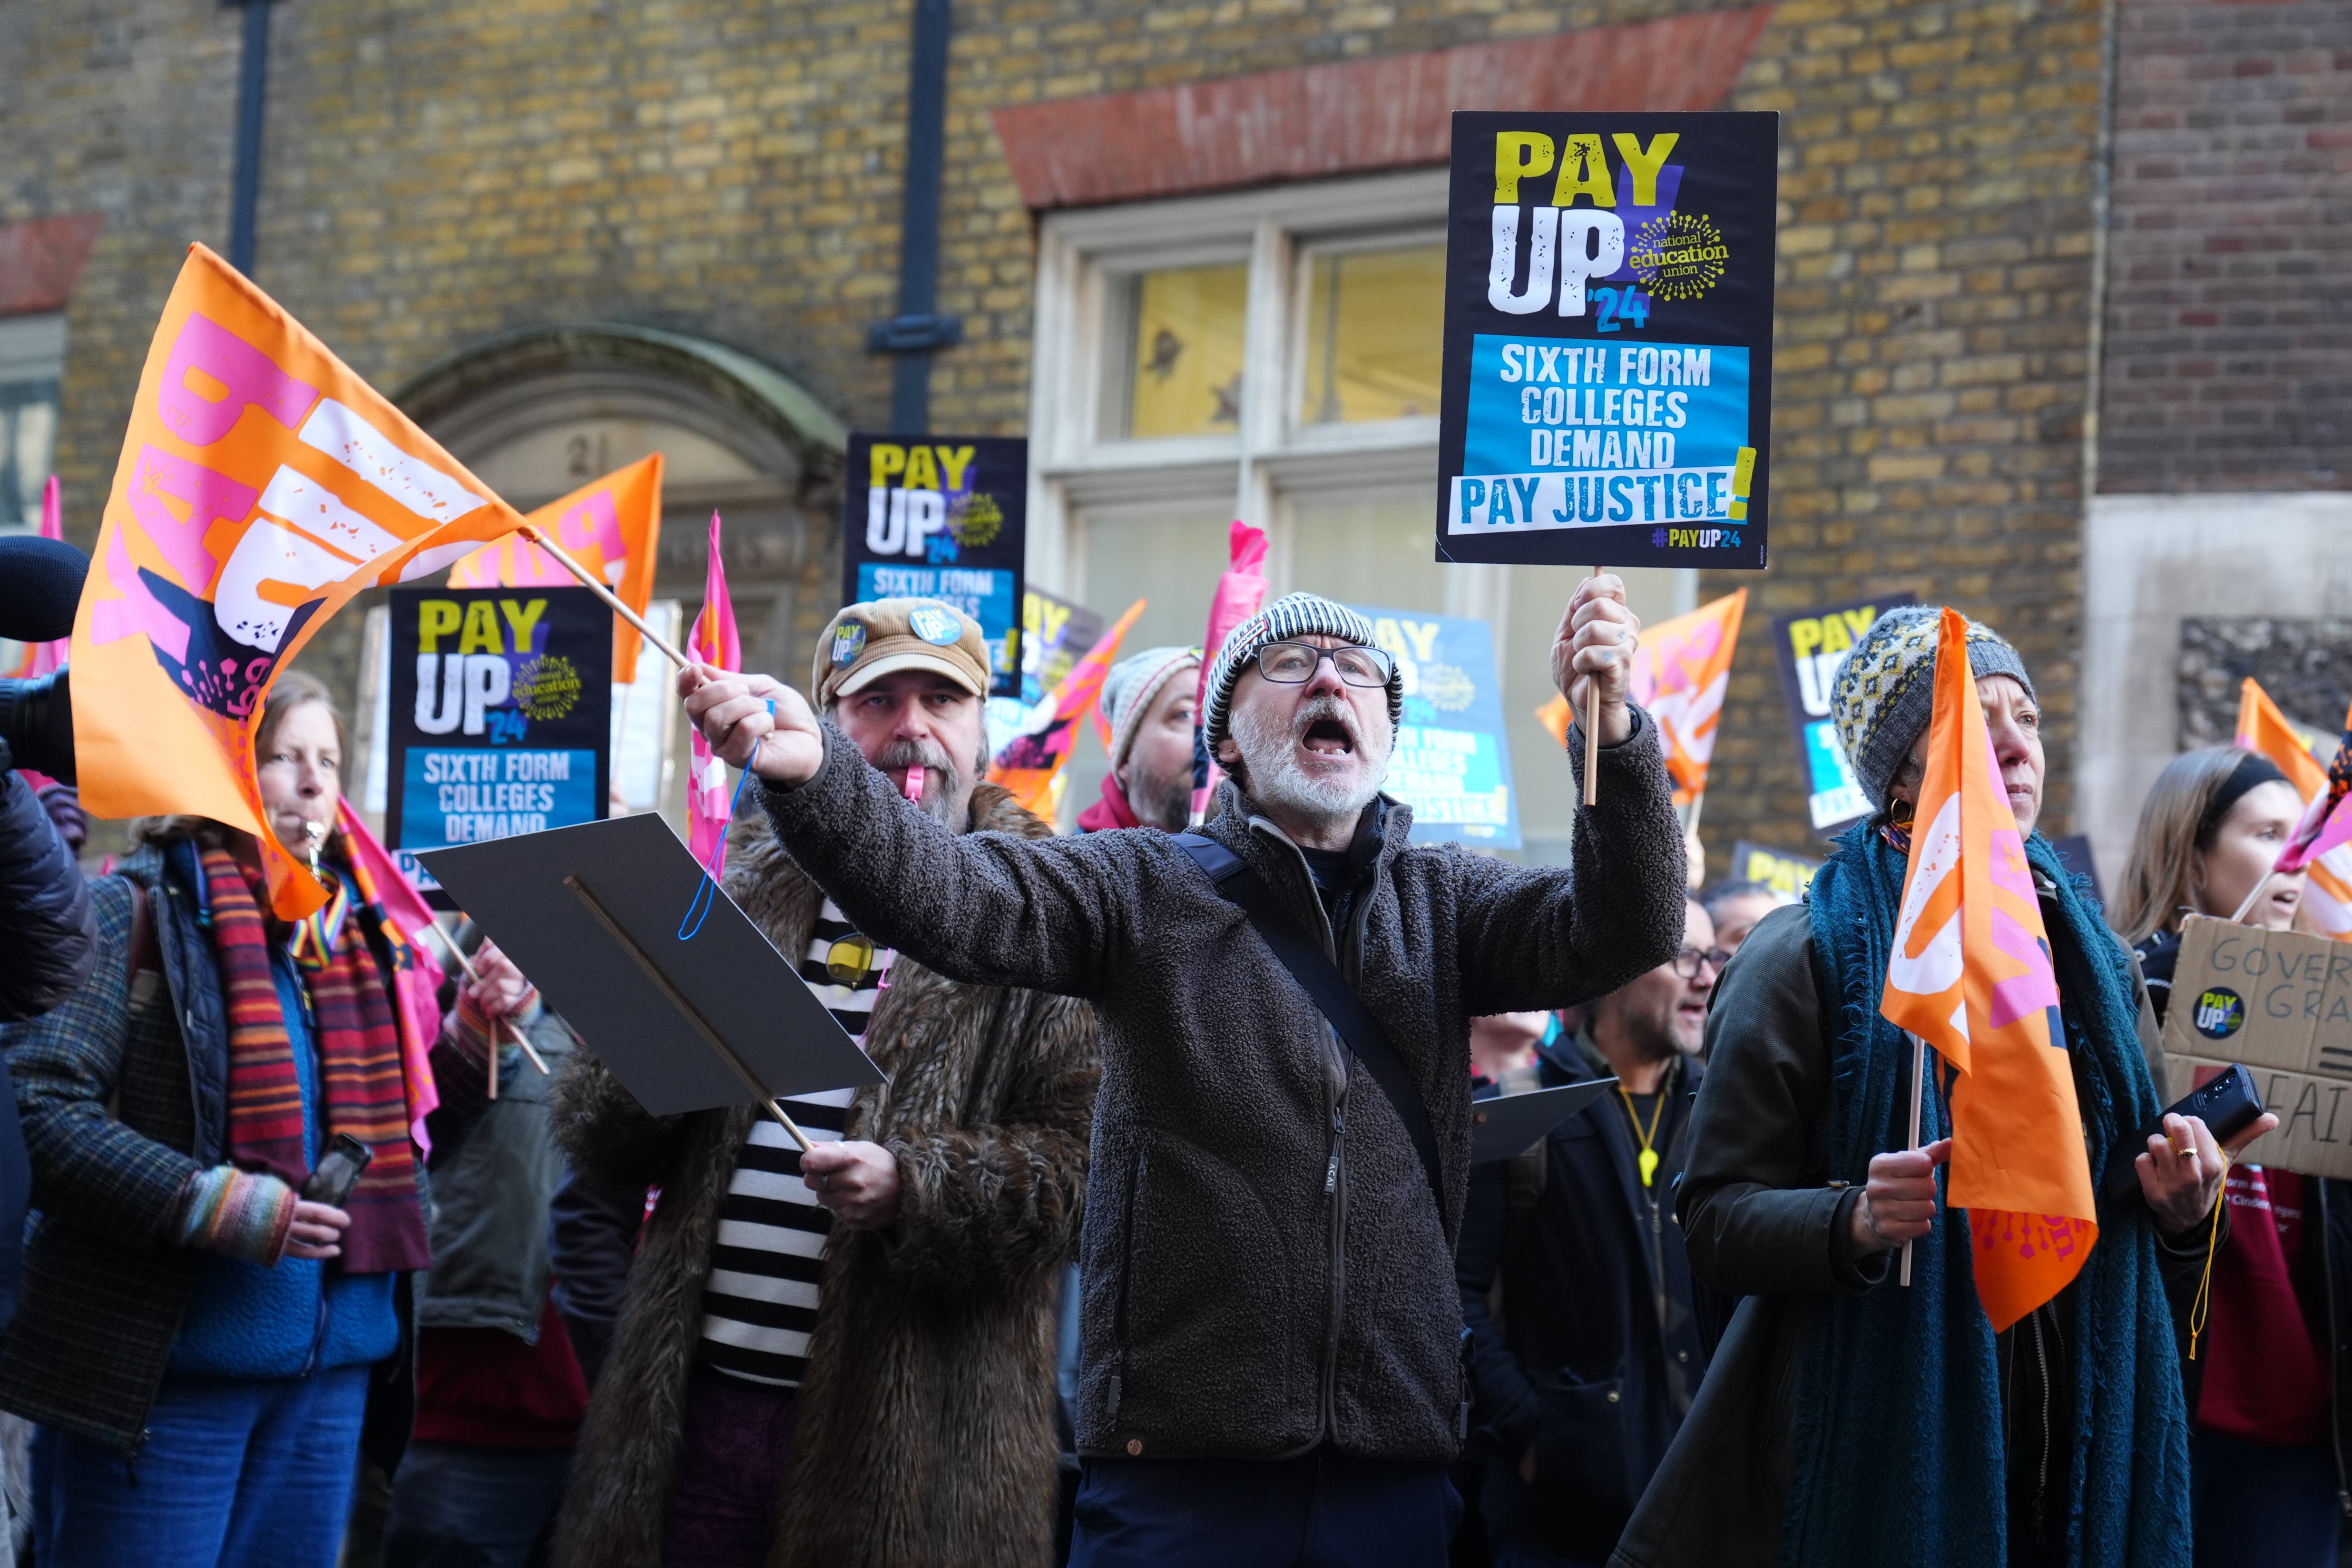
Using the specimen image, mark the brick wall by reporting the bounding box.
[2098,0,2352,494]
[1696,0,2110,863]
[10,0,2132,859]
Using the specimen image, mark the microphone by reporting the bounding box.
[0,536,88,645]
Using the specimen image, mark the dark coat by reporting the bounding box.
[758,711,1685,1466]
[1611,902,2212,1568]
[1457,1037,1706,1563]
[0,764,95,1024]
[0,837,422,1455]
[549,782,1100,1568]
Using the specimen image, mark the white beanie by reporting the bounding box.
[1099,645,1201,770]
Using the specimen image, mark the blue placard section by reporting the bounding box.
[400,748,601,851]
[1449,335,1750,539]
[857,562,1021,686]
[1802,719,1868,830]
[1350,605,1520,849]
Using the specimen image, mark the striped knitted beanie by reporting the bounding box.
[1830,604,2036,813]
[1201,592,1404,753]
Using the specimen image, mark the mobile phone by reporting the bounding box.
[301,1134,375,1208]
[2099,1063,2264,1204]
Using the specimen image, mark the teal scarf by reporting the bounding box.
[1783,823,2191,1568]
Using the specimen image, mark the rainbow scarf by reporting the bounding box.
[200,844,430,1274]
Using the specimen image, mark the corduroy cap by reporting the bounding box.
[810,598,991,708]
[1100,645,1200,770]
[1201,592,1404,753]
[1830,604,2036,813]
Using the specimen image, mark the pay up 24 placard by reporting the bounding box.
[1437,112,1779,570]
[842,434,1027,698]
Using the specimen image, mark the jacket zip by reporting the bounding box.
[2322,1182,2351,1517]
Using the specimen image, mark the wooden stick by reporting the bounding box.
[1901,1030,1926,1287]
[519,525,693,670]
[1583,567,1605,808]
[420,921,551,1078]
[563,874,813,1152]
[2228,869,2275,926]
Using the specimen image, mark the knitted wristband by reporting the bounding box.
[175,1166,301,1265]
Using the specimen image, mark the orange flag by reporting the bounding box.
[1535,588,1746,804]
[1880,608,2095,1333]
[2234,678,2352,938]
[991,599,1147,817]
[447,454,664,682]
[71,245,529,918]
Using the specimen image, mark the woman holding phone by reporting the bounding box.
[2112,745,2340,1568]
[0,674,526,1567]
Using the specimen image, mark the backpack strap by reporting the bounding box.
[1172,833,1448,1228]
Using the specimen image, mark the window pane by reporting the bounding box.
[1286,493,1446,612]
[1119,264,1247,440]
[0,313,68,529]
[1299,245,1444,427]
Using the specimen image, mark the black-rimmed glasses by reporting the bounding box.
[1255,641,1394,688]
[1670,946,1733,980]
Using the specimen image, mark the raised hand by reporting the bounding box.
[1550,573,1640,747]
[679,665,824,785]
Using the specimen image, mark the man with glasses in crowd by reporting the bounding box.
[680,581,1686,1567]
[1456,896,1723,1568]
[552,598,1100,1568]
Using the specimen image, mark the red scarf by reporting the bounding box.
[1076,773,1141,833]
[200,843,430,1274]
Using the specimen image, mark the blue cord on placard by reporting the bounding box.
[676,700,771,941]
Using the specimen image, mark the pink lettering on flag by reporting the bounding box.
[558,490,626,563]
[157,314,323,448]
[127,444,254,596]
[90,526,192,665]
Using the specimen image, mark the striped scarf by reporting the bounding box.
[200,843,430,1274]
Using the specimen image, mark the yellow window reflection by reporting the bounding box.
[1300,245,1444,426]
[1121,264,1248,440]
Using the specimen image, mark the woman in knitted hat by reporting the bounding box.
[1617,605,2266,1568]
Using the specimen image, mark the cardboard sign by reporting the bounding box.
[1770,593,1917,835]
[1436,112,1779,570]
[387,585,610,857]
[842,434,1026,697]
[1351,606,1519,849]
[1726,840,1820,901]
[2163,915,2352,1179]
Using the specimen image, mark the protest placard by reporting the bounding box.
[842,434,1026,697]
[386,585,610,868]
[1726,840,1819,901]
[2161,915,2351,1180]
[1771,593,1917,836]
[1436,113,1778,570]
[1351,605,1519,849]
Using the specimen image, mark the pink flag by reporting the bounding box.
[335,801,445,1150]
[687,512,741,870]
[2278,717,2352,875]
[10,478,68,679]
[1190,520,1269,824]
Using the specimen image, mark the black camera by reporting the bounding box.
[0,535,88,783]
[0,672,72,783]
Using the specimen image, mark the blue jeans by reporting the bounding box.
[33,1364,371,1568]
[1070,1447,1460,1568]
[383,1442,572,1568]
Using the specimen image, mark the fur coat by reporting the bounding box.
[549,783,1099,1568]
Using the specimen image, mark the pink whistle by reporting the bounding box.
[902,765,926,803]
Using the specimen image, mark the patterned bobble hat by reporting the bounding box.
[1831,604,2036,813]
[1201,592,1404,753]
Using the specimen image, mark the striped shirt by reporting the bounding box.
[696,899,885,1388]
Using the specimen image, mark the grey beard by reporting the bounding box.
[871,738,964,826]
[1229,694,1389,834]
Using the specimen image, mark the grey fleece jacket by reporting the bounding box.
[758,707,1686,1466]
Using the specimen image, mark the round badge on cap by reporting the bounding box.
[908,607,962,646]
[830,620,868,667]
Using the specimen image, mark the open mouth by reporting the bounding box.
[1302,718,1355,757]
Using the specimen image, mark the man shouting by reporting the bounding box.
[682,579,1685,1568]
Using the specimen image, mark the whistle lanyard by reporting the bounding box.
[1618,1083,1666,1188]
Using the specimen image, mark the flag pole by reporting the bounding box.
[1583,567,1605,807]
[2228,869,2276,926]
[419,921,551,1083]
[519,525,693,670]
[1902,1030,1925,1287]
